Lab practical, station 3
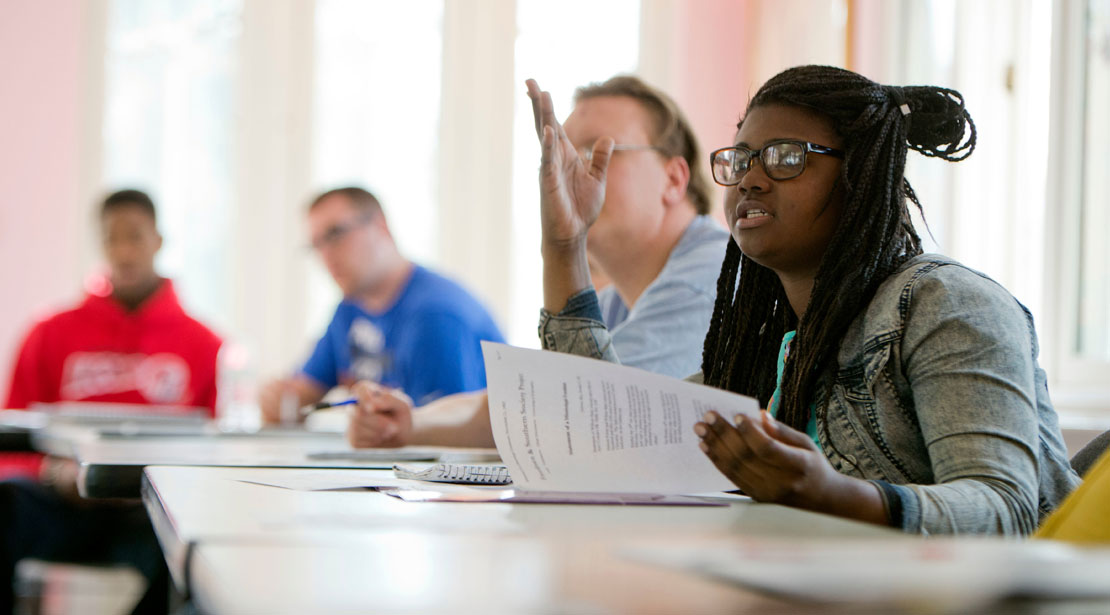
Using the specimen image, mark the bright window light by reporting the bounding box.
[103,0,242,333]
[509,0,641,347]
[309,0,446,338]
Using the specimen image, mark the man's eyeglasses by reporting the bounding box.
[710,140,844,185]
[577,143,661,164]
[309,214,373,251]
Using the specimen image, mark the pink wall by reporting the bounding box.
[656,0,851,223]
[0,2,91,403]
[670,0,756,160]
[848,0,893,81]
[653,0,756,224]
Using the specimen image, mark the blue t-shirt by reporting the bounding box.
[301,266,504,405]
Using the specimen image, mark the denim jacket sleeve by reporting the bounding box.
[882,265,1044,535]
[537,288,621,364]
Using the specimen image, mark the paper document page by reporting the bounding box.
[235,470,405,491]
[379,486,725,506]
[481,342,759,493]
[624,538,1110,605]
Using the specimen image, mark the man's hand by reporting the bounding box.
[39,455,83,502]
[259,377,322,425]
[346,381,414,449]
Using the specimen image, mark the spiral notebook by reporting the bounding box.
[393,463,512,485]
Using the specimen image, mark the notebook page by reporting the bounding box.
[393,463,512,484]
[482,342,758,494]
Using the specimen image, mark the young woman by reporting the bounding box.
[530,65,1080,535]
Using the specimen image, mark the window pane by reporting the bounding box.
[310,0,445,337]
[509,0,641,346]
[103,0,241,332]
[1077,0,1110,360]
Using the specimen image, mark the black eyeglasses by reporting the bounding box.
[309,214,374,251]
[710,140,844,184]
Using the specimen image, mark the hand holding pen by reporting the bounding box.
[299,397,358,416]
[344,381,415,449]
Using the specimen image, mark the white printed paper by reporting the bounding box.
[236,470,405,491]
[481,342,759,494]
[624,538,1110,606]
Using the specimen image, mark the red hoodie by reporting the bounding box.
[2,279,222,479]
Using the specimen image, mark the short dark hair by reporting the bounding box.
[101,189,157,222]
[309,186,384,217]
[574,75,712,215]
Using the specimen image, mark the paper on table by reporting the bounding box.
[305,448,441,462]
[481,342,759,494]
[378,485,725,506]
[623,538,1110,607]
[237,470,406,491]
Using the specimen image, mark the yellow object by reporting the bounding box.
[1036,449,1110,543]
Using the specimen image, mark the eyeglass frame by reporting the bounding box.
[709,139,845,185]
[308,212,375,251]
[577,143,663,163]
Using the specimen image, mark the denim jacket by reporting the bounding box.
[538,254,1081,535]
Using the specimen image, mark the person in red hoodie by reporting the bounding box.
[1,189,221,614]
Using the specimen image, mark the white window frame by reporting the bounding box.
[1044,0,1110,415]
[94,0,522,379]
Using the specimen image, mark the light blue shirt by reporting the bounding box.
[593,215,729,378]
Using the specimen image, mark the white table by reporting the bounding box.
[27,420,488,498]
[142,465,897,614]
[0,409,38,451]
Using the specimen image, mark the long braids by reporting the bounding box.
[702,240,795,401]
[701,65,976,433]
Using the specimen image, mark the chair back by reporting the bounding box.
[1037,445,1110,543]
[1072,430,1110,478]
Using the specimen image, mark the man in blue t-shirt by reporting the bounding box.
[259,187,504,422]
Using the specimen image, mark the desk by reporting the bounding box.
[0,409,44,451]
[142,465,896,614]
[76,433,361,498]
[28,420,488,498]
[33,423,350,497]
[0,427,33,452]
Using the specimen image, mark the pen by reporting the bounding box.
[300,398,357,415]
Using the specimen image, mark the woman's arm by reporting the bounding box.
[527,78,625,365]
[887,266,1048,534]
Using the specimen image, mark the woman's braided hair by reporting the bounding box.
[700,65,976,434]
